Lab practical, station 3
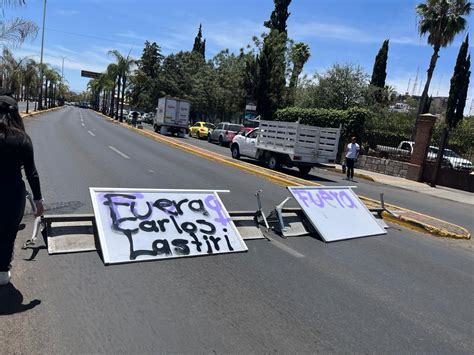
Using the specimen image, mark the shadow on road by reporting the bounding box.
[0,283,41,315]
[238,158,337,183]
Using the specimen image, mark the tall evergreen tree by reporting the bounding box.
[446,35,470,129]
[130,41,163,111]
[431,35,471,186]
[264,0,291,33]
[370,39,389,88]
[257,0,292,120]
[192,24,206,58]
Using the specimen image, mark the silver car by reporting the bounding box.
[207,122,243,146]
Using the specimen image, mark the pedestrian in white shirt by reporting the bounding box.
[344,136,360,181]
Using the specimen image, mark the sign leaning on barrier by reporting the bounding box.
[90,188,248,264]
[288,186,386,242]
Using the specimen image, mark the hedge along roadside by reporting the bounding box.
[274,107,370,160]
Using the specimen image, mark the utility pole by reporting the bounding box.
[406,78,411,96]
[412,66,419,96]
[38,0,47,110]
[436,74,443,97]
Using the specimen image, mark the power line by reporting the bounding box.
[43,27,143,47]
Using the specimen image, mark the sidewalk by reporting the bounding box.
[326,164,474,206]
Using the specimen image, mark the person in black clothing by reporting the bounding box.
[0,94,43,286]
[131,111,138,127]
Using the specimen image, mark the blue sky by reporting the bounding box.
[8,0,473,110]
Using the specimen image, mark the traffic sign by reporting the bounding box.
[81,70,102,79]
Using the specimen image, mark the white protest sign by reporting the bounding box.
[288,186,386,242]
[90,188,248,264]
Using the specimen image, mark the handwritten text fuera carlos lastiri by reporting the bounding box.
[100,193,238,260]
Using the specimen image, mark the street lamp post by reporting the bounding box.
[38,0,47,110]
[61,56,65,80]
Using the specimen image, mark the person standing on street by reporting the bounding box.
[344,136,360,181]
[0,93,43,286]
[131,111,138,128]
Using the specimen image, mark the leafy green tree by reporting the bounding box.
[129,41,163,111]
[312,64,368,110]
[416,0,472,118]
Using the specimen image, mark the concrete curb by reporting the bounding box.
[94,111,470,240]
[22,106,63,119]
[320,165,376,182]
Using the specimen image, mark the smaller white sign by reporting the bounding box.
[90,188,248,264]
[288,186,386,242]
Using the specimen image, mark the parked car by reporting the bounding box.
[189,122,215,139]
[426,146,473,171]
[142,112,153,124]
[377,140,473,171]
[208,122,243,146]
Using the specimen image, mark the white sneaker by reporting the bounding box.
[0,271,11,286]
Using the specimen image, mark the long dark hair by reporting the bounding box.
[0,95,25,140]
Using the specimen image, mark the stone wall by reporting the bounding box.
[355,155,411,178]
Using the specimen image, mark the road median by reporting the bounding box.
[96,111,471,240]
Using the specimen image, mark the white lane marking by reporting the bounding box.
[81,123,85,127]
[268,237,305,258]
[109,146,130,159]
[88,130,95,136]
[79,111,83,120]
[148,169,155,173]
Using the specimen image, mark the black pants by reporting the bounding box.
[0,182,26,272]
[346,158,355,179]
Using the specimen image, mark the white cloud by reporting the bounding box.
[205,20,266,52]
[289,21,426,46]
[14,43,110,86]
[56,9,80,16]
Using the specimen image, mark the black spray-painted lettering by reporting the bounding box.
[101,193,237,260]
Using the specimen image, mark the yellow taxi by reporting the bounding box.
[188,121,215,139]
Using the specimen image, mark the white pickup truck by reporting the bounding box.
[230,120,341,175]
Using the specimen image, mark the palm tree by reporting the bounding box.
[0,1,38,46]
[48,69,60,107]
[105,63,118,118]
[108,50,136,121]
[22,58,38,113]
[87,78,102,110]
[416,0,472,118]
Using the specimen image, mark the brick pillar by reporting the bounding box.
[406,114,437,182]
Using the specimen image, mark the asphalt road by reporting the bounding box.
[143,123,473,233]
[2,107,473,354]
